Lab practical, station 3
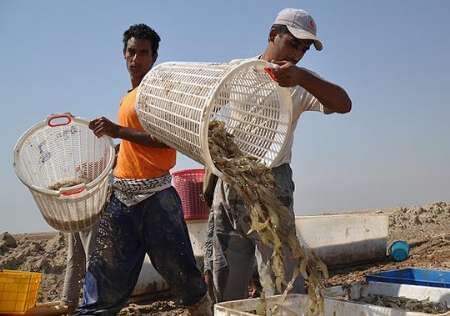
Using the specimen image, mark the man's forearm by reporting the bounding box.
[296,68,352,113]
[117,126,168,148]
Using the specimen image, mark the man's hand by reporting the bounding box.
[89,119,168,148]
[269,60,302,87]
[270,60,352,113]
[89,117,120,138]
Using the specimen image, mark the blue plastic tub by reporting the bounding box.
[366,268,450,288]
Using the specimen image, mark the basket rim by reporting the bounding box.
[0,269,42,276]
[171,168,205,177]
[12,115,115,197]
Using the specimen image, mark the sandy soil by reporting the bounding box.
[1,201,449,315]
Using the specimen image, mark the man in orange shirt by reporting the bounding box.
[75,24,210,316]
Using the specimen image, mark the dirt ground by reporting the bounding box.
[1,201,449,315]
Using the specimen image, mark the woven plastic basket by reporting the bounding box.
[172,168,209,220]
[0,270,41,315]
[13,113,115,232]
[136,60,292,177]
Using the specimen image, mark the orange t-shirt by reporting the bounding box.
[113,89,176,179]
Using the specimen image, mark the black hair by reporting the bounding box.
[123,24,161,58]
[269,24,293,42]
[270,24,291,35]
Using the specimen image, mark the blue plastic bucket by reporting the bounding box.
[389,240,409,262]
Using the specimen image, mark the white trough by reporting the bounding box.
[214,282,450,316]
[183,213,389,266]
[294,212,389,266]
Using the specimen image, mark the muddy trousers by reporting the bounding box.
[205,164,305,303]
[209,211,305,303]
[75,187,206,316]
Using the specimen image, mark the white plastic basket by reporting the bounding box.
[13,113,115,232]
[136,60,293,176]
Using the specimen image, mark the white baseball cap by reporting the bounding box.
[273,8,323,51]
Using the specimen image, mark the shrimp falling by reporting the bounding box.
[208,120,328,315]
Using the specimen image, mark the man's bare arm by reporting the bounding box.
[271,60,352,113]
[89,117,168,148]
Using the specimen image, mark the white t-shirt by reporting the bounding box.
[230,57,330,166]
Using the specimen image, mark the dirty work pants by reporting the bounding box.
[204,163,305,303]
[62,226,98,309]
[75,186,206,315]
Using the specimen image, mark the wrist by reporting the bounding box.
[114,125,123,139]
[295,67,307,85]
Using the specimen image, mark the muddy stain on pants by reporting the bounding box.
[204,163,305,303]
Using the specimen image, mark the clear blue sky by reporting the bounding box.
[1,1,449,233]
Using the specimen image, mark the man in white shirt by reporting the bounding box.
[203,8,352,303]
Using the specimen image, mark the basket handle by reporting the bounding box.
[264,67,277,81]
[263,63,281,82]
[59,183,86,196]
[254,62,280,82]
[47,113,73,127]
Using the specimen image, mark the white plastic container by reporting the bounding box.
[295,212,389,267]
[13,113,115,232]
[136,60,293,177]
[214,282,450,316]
[184,219,209,257]
[161,212,389,267]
